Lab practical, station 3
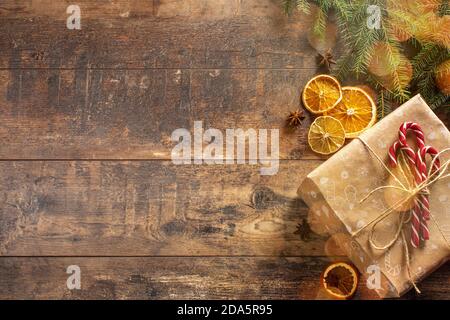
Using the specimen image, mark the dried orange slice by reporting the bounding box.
[308,116,345,155]
[302,75,342,114]
[322,262,358,299]
[326,86,376,138]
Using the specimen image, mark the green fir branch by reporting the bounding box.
[312,6,327,38]
[428,93,450,110]
[438,0,450,16]
[282,0,311,14]
[282,0,450,115]
[377,89,395,119]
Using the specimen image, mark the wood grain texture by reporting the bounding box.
[0,0,353,161]
[0,68,319,159]
[0,257,368,300]
[0,0,321,160]
[0,0,448,300]
[0,160,327,256]
[0,0,316,69]
[0,257,447,300]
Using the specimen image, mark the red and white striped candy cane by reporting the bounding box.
[419,146,441,181]
[402,123,430,243]
[416,146,441,240]
[398,122,425,148]
[398,122,425,182]
[388,122,426,248]
[389,140,416,167]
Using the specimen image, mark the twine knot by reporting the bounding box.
[352,124,450,294]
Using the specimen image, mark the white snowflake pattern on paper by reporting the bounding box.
[359,166,369,176]
[427,131,437,140]
[413,266,425,279]
[344,185,357,210]
[396,110,405,118]
[341,170,349,179]
[371,198,387,211]
[356,220,366,229]
[423,242,439,255]
[439,224,450,239]
[378,139,388,149]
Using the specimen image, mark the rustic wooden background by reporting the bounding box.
[0,0,448,299]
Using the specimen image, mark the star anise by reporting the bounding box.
[317,48,336,71]
[294,218,313,241]
[287,109,306,127]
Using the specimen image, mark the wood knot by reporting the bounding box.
[250,186,275,210]
[31,51,44,61]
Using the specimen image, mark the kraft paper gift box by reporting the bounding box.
[298,94,450,298]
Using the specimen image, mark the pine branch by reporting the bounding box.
[312,0,332,12]
[428,93,450,110]
[330,0,352,21]
[296,0,311,13]
[282,0,294,14]
[383,40,411,101]
[281,0,450,115]
[413,43,450,104]
[311,6,327,38]
[333,55,353,81]
[412,44,446,77]
[438,0,450,16]
[282,0,310,14]
[351,30,378,76]
[342,1,379,76]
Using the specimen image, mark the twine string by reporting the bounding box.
[352,138,450,293]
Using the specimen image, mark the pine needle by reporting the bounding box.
[282,0,450,115]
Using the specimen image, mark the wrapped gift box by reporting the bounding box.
[298,95,450,298]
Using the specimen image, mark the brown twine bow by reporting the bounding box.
[352,138,450,294]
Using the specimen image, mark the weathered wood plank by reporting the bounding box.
[0,257,358,300]
[0,0,316,69]
[0,160,327,256]
[0,257,448,299]
[0,69,319,160]
[0,0,155,19]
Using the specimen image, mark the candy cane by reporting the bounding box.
[389,122,426,248]
[389,141,415,167]
[399,122,425,181]
[416,146,441,240]
[420,146,441,176]
[398,122,425,148]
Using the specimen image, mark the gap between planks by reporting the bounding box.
[0,255,341,258]
[0,67,318,71]
[0,159,323,161]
